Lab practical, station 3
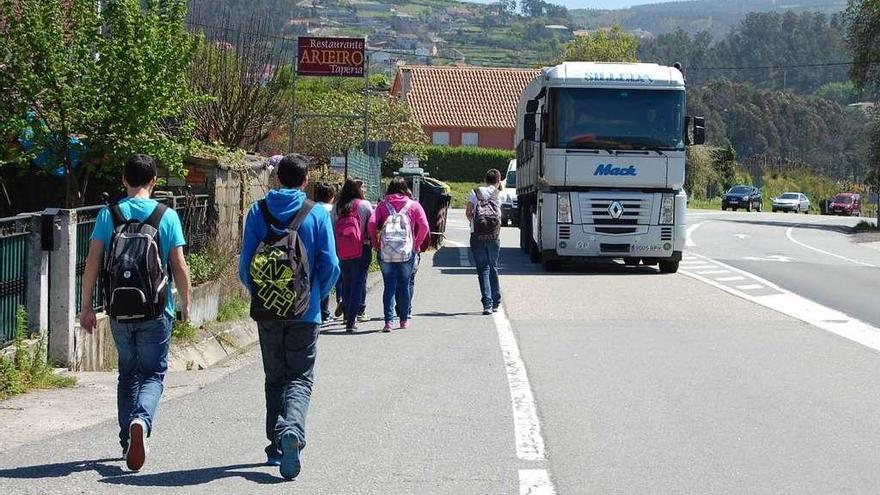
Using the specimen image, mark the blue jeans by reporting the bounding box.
[340,245,371,327]
[258,320,319,458]
[379,255,416,324]
[110,315,172,450]
[359,247,371,315]
[395,253,419,319]
[470,237,502,310]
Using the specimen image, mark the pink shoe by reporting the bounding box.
[399,320,410,329]
[382,323,393,333]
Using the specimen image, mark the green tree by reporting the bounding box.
[560,26,638,63]
[0,0,199,206]
[846,0,880,178]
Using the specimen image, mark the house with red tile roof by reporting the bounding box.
[391,65,540,150]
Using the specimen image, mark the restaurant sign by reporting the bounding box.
[297,37,366,77]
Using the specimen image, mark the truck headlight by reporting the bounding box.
[660,194,675,225]
[557,192,573,224]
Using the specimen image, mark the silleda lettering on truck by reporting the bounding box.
[594,164,638,176]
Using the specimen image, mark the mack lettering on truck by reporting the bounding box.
[594,165,638,177]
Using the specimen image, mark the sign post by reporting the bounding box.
[291,37,368,178]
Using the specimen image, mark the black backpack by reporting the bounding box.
[103,203,169,322]
[249,199,315,321]
[473,187,501,241]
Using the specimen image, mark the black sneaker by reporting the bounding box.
[482,308,492,316]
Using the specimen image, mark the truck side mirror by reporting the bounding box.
[524,113,537,141]
[693,116,706,145]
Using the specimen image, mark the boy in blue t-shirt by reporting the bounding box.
[79,154,191,472]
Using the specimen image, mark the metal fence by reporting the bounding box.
[0,215,31,344]
[73,194,211,313]
[347,149,382,202]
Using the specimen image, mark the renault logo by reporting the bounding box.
[608,201,624,219]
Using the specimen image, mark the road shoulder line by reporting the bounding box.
[682,253,880,354]
[785,225,875,267]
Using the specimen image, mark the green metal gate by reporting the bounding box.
[346,149,382,202]
[0,216,30,344]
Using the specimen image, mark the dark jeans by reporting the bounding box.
[340,245,371,327]
[379,255,416,324]
[258,320,319,458]
[110,315,172,450]
[470,237,502,310]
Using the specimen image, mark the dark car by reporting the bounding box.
[722,185,762,212]
[829,192,861,216]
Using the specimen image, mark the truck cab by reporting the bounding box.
[515,62,705,272]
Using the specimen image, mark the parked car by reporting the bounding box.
[500,159,519,227]
[772,192,810,214]
[721,185,762,212]
[829,192,861,216]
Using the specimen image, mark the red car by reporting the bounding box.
[829,193,861,216]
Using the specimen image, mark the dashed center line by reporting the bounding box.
[716,276,746,282]
[696,270,730,275]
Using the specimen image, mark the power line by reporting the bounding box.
[687,59,880,72]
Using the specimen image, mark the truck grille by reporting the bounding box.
[661,227,673,241]
[558,225,571,240]
[578,193,654,234]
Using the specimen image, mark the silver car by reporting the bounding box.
[772,192,810,214]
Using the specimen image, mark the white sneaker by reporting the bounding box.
[126,418,148,472]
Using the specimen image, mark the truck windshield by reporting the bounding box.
[551,88,685,151]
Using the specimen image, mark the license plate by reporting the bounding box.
[728,200,738,204]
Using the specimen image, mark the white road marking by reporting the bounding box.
[785,225,876,268]
[444,239,466,248]
[733,233,751,240]
[682,254,880,354]
[696,270,730,275]
[716,276,746,282]
[743,255,793,263]
[736,284,764,291]
[493,306,548,462]
[686,222,704,247]
[519,469,557,495]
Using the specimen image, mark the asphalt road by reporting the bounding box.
[687,209,880,327]
[3,209,880,494]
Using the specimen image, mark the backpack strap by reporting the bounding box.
[289,200,316,231]
[473,187,485,202]
[144,203,168,230]
[109,204,126,228]
[258,199,280,230]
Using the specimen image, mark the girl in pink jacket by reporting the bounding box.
[368,177,430,332]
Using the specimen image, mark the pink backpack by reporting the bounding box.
[334,199,364,261]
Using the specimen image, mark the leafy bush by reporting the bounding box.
[186,251,231,286]
[0,307,75,400]
[216,296,250,322]
[384,145,514,182]
[172,320,198,344]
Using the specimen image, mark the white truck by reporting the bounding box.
[515,62,705,272]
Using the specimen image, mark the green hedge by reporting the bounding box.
[384,145,514,182]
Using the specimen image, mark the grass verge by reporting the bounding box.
[172,320,199,345]
[853,220,880,233]
[216,296,250,322]
[0,307,75,400]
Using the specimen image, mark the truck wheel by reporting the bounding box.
[659,260,679,274]
[623,257,640,267]
[529,238,541,263]
[542,258,560,272]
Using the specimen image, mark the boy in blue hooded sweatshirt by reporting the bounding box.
[238,154,340,480]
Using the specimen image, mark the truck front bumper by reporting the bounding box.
[544,224,683,260]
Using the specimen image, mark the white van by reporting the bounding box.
[500,159,518,226]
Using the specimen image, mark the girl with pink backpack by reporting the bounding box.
[332,179,374,332]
